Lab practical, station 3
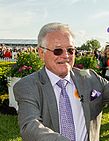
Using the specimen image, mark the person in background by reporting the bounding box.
[12,48,18,60]
[99,45,109,80]
[13,22,109,141]
[3,48,12,58]
[94,48,99,59]
[0,47,4,58]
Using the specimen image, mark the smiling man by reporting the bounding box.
[13,22,109,141]
[38,25,75,78]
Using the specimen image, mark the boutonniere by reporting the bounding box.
[74,89,84,102]
[80,69,91,77]
[74,89,80,99]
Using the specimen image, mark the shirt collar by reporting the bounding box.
[45,67,71,86]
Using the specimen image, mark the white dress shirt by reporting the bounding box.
[45,67,88,141]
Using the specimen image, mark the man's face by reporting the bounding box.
[38,31,75,78]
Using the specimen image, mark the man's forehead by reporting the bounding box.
[45,30,72,37]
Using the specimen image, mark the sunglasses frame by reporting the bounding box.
[40,46,76,56]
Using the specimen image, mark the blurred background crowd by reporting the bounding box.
[0,44,37,60]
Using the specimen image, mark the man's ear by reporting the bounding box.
[37,48,45,62]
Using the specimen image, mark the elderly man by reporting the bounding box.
[13,22,109,141]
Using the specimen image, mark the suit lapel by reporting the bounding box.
[70,69,90,133]
[39,68,60,132]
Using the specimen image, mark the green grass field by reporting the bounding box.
[0,106,109,141]
[0,115,22,141]
[100,106,109,141]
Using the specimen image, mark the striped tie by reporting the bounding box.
[57,79,76,141]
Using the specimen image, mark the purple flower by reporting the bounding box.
[27,66,32,70]
[18,65,32,72]
[22,65,28,70]
[74,64,84,69]
[18,67,23,72]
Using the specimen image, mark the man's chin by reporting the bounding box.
[58,70,69,78]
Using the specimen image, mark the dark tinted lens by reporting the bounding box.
[67,48,75,55]
[54,48,63,56]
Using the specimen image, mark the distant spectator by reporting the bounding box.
[12,48,18,59]
[99,45,109,80]
[3,48,12,58]
[94,48,99,59]
[0,48,4,58]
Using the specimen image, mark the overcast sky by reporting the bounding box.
[0,0,109,47]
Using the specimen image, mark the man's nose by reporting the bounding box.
[61,49,69,57]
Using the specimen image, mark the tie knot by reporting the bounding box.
[57,79,67,89]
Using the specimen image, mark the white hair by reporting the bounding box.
[37,22,75,48]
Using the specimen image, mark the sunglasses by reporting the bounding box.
[40,46,76,56]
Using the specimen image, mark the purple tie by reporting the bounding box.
[57,80,76,141]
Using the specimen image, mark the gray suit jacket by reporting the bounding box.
[13,67,109,141]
